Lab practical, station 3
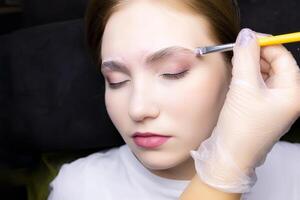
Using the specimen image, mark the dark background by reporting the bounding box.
[0,0,300,200]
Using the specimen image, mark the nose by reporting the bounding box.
[128,84,159,122]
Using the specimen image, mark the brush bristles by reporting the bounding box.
[195,48,204,57]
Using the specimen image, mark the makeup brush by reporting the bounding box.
[195,32,300,56]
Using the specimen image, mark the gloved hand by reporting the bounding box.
[190,28,300,194]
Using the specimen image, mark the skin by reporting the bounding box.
[101,0,231,182]
[179,175,241,199]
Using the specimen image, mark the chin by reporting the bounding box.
[135,149,185,170]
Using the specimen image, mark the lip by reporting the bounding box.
[132,132,171,148]
[132,132,169,137]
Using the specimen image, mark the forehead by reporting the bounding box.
[101,1,215,61]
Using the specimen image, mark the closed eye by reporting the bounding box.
[162,70,189,80]
[107,70,189,89]
[107,80,129,89]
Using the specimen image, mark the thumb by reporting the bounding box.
[231,28,264,89]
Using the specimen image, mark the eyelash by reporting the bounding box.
[108,70,189,89]
[162,70,189,80]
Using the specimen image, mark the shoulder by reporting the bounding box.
[267,141,300,166]
[244,142,300,199]
[261,141,300,173]
[255,141,300,185]
[48,145,124,200]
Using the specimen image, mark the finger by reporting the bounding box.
[260,58,271,81]
[261,45,299,76]
[231,28,262,88]
[260,58,272,74]
[262,73,269,82]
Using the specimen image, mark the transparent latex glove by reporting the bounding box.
[191,28,300,194]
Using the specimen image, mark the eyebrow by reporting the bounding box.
[101,46,194,72]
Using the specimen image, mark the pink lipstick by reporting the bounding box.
[132,132,171,148]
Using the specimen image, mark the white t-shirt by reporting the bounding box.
[48,141,300,200]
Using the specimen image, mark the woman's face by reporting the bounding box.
[101,1,231,179]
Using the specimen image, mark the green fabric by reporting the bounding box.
[26,154,65,200]
[26,152,93,200]
[1,151,93,200]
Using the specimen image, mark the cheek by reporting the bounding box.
[164,65,229,140]
[105,88,129,132]
[165,67,228,110]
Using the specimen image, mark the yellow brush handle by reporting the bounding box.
[258,32,300,46]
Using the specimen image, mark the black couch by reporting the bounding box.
[0,19,125,200]
[1,0,300,199]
